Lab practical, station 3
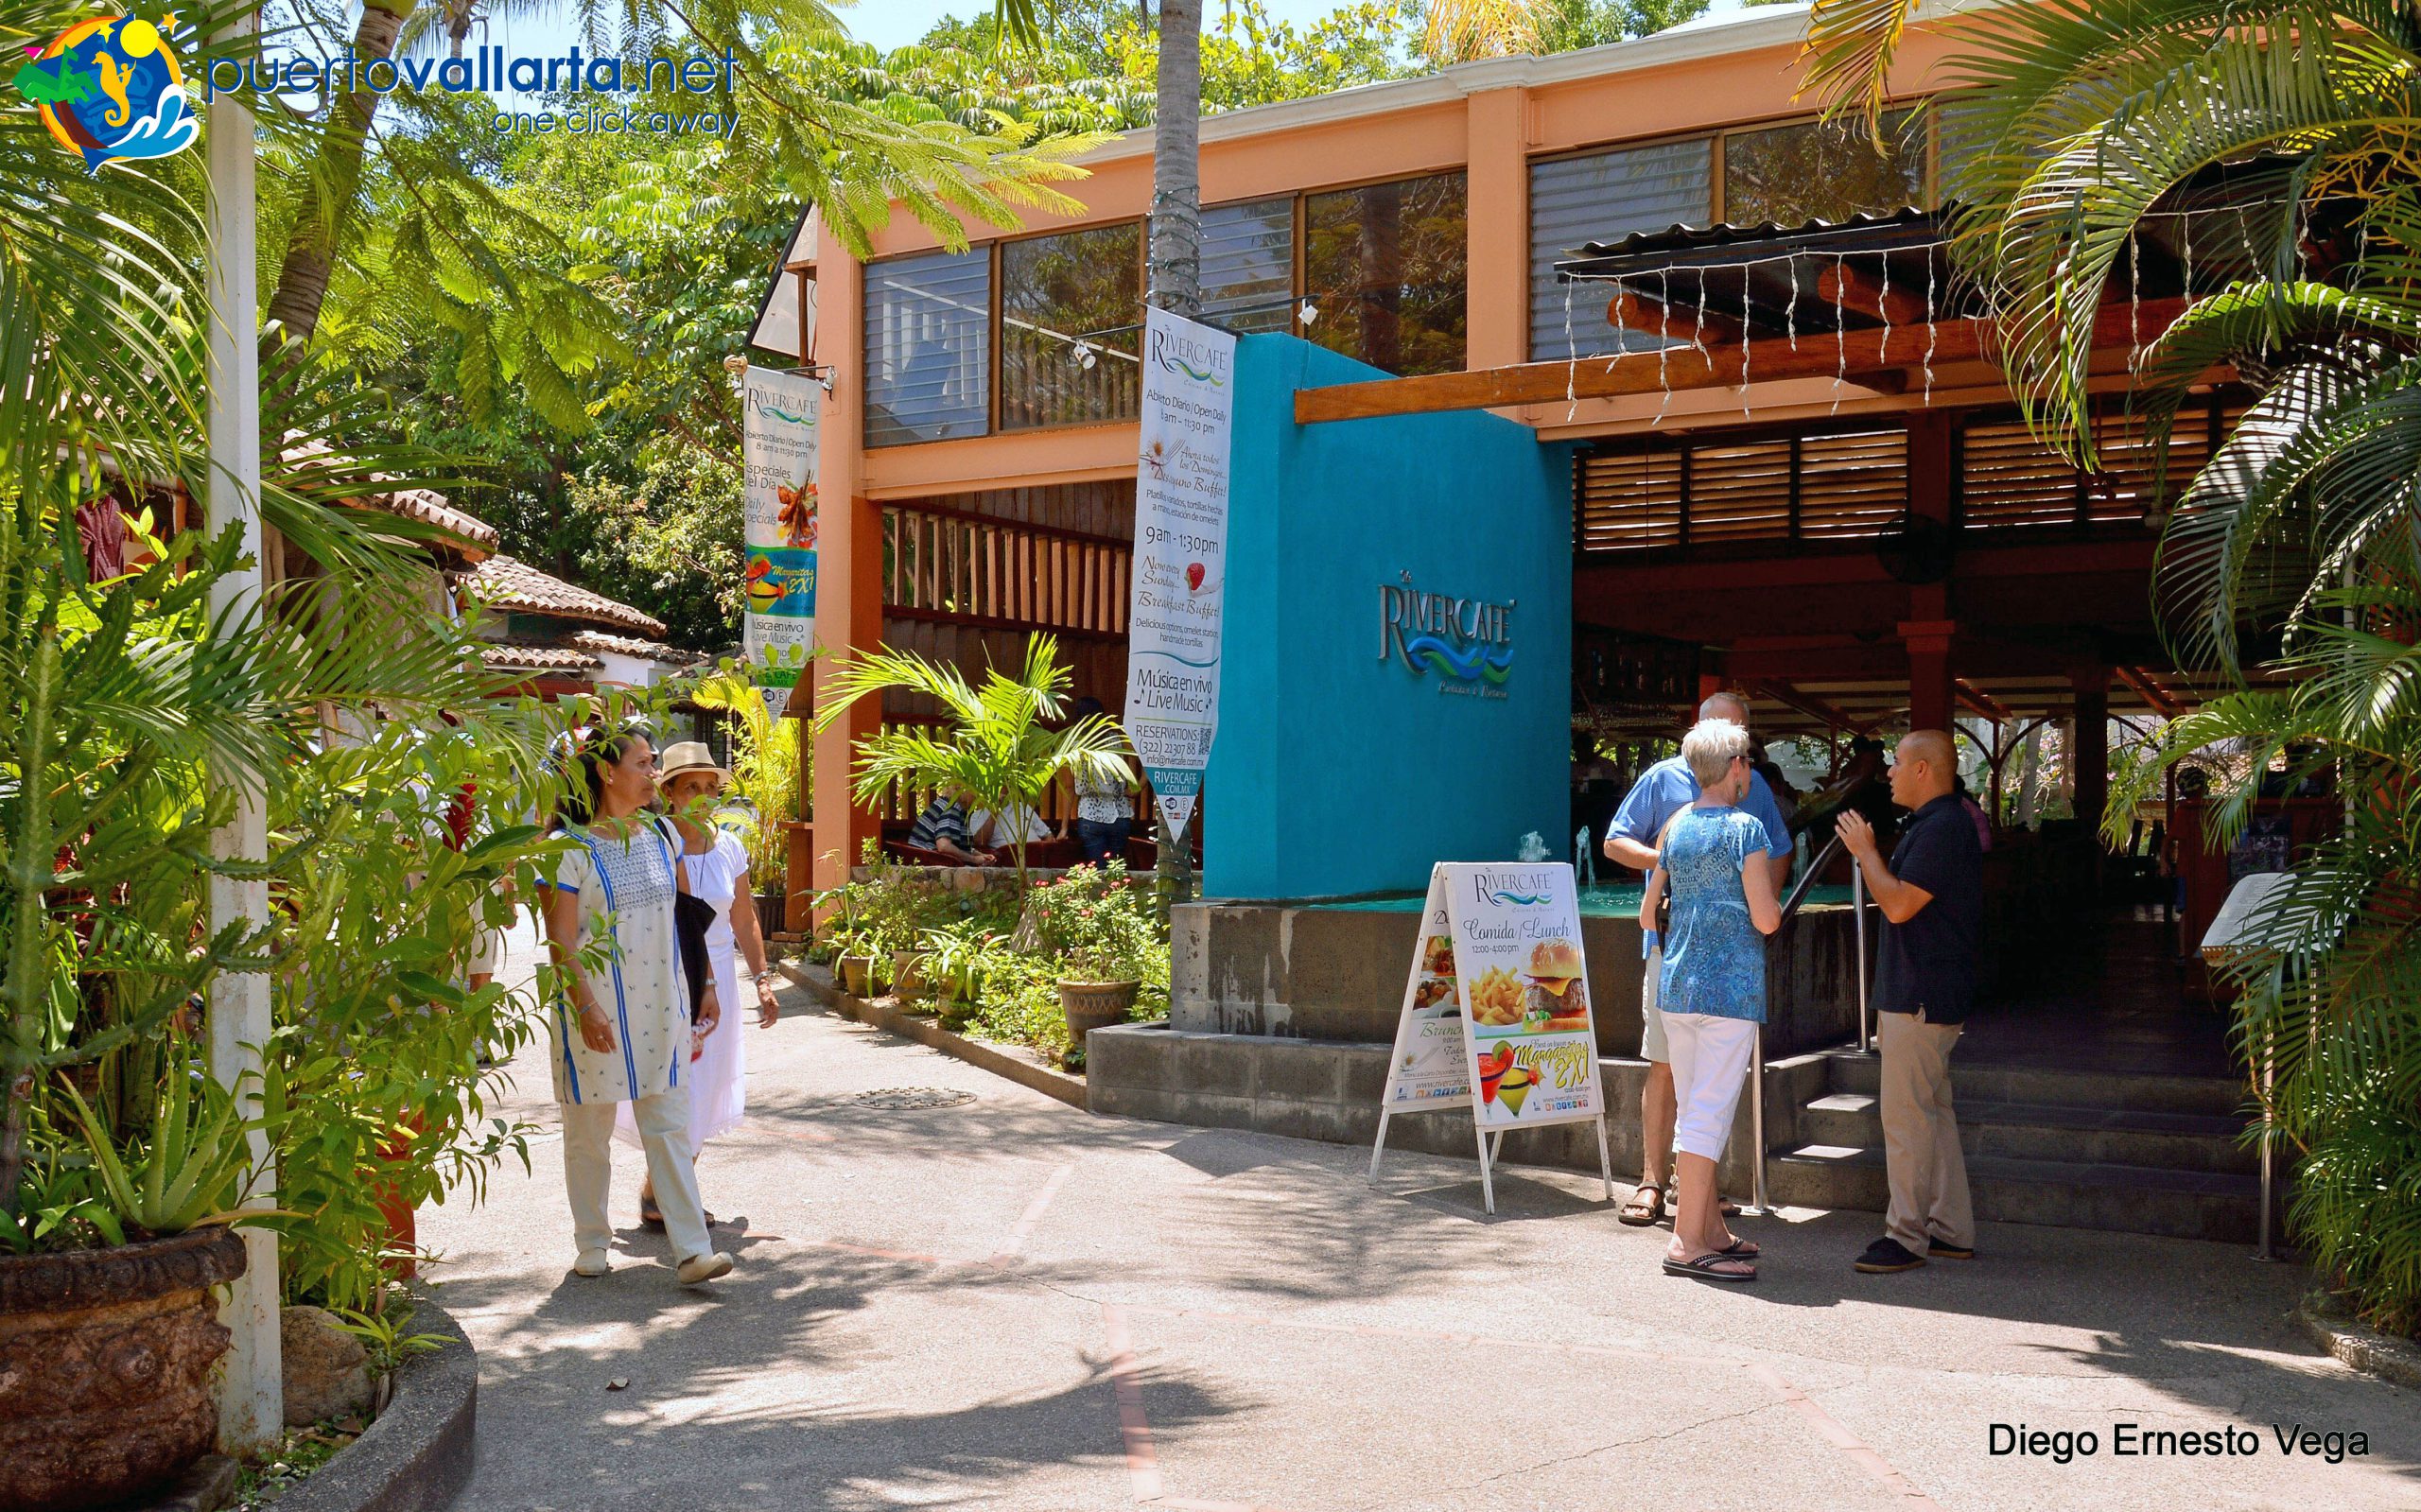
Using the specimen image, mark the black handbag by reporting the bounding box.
[657,819,717,1024]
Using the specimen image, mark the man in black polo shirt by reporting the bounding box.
[1836,729,1984,1274]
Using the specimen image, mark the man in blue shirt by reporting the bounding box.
[1838,729,1984,1274]
[1602,692,1795,1225]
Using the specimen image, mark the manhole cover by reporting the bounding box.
[854,1086,976,1111]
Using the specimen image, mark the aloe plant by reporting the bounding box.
[57,1065,260,1239]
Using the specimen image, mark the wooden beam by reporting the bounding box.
[1607,292,1748,347]
[1818,262,1932,324]
[1842,368,1910,395]
[1752,678,1863,732]
[1955,678,2015,721]
[2115,664,2188,718]
[1294,299,2190,425]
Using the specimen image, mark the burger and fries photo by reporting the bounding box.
[1463,942,1591,1034]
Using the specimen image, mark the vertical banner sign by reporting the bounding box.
[1369,861,1612,1213]
[742,367,822,721]
[1124,309,1235,839]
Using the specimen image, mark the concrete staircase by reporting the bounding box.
[1767,1050,2271,1243]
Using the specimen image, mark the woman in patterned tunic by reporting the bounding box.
[542,732,733,1286]
[1639,719,1783,1283]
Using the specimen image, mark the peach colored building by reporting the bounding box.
[754,2,2227,903]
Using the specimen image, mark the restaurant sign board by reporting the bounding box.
[1371,861,1612,1212]
[742,366,821,722]
[1124,309,1236,839]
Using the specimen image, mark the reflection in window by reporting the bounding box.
[1201,198,1295,334]
[1529,139,1713,361]
[1000,222,1142,431]
[864,249,991,447]
[1303,172,1468,376]
[1723,110,1926,228]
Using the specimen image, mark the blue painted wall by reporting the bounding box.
[1205,335,1574,899]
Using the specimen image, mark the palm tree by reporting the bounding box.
[1418,0,1710,64]
[811,634,1137,889]
[1800,0,2421,1331]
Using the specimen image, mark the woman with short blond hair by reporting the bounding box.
[1640,718,1784,1281]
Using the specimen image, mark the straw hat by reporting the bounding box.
[655,740,731,786]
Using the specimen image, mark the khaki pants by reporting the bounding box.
[1878,1008,1973,1255]
[562,1088,714,1265]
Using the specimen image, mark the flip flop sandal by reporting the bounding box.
[638,1200,666,1232]
[1663,1252,1757,1282]
[1716,1237,1760,1258]
[1718,1197,1743,1217]
[1618,1184,1666,1227]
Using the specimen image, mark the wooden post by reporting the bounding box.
[205,4,281,1450]
[807,227,881,899]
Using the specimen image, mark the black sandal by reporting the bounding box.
[639,1198,666,1231]
[1663,1251,1757,1282]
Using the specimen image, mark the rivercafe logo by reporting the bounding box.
[1148,327,1228,388]
[11,12,197,172]
[1378,574,1515,698]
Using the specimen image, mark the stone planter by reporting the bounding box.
[0,1226,249,1512]
[1059,980,1141,1049]
[837,954,875,997]
[755,889,786,936]
[891,951,931,1007]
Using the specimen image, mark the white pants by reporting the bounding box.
[1663,1013,1756,1161]
[561,1089,713,1264]
[1641,942,1669,1063]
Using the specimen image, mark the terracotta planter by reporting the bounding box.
[0,1226,249,1512]
[1058,979,1141,1048]
[838,955,874,997]
[891,951,930,1006]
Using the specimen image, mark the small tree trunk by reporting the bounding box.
[261,0,410,356]
[1145,0,1203,318]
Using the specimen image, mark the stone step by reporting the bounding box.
[1797,1092,2257,1175]
[1768,1142,2273,1244]
[1821,1049,2247,1119]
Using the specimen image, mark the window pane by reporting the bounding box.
[864,249,991,447]
[1303,172,1468,377]
[1722,109,1925,229]
[1001,222,1142,432]
[1529,139,1714,361]
[1202,198,1295,334]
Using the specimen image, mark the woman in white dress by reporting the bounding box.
[618,741,781,1227]
[543,732,733,1286]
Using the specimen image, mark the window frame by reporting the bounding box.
[862,243,997,450]
[989,216,1151,438]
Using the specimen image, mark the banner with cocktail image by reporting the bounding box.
[1370,861,1612,1212]
[743,366,821,721]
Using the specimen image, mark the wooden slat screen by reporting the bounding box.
[1797,428,1909,540]
[1576,425,1907,554]
[882,502,1130,640]
[1574,448,1683,552]
[1959,395,2229,530]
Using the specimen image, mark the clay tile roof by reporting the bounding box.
[456,555,668,638]
[280,435,500,554]
[479,642,603,673]
[566,629,709,665]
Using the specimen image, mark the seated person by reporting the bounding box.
[908,789,997,865]
[970,801,1055,852]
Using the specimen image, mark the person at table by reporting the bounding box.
[971,800,1055,853]
[1638,718,1783,1281]
[1067,696,1137,865]
[908,787,998,865]
[1838,729,1985,1275]
[1601,691,1794,1228]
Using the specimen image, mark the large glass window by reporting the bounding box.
[1200,198,1296,334]
[1529,139,1713,362]
[1722,109,1926,229]
[1303,172,1468,377]
[1000,222,1142,432]
[864,249,991,447]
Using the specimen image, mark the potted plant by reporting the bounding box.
[690,661,811,936]
[811,634,1136,891]
[922,922,998,1028]
[1028,863,1162,1058]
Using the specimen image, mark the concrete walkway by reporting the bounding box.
[420,928,2415,1511]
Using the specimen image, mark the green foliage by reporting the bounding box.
[1026,860,1161,982]
[58,1064,257,1241]
[566,449,748,652]
[690,663,809,879]
[330,1296,448,1380]
[814,633,1137,885]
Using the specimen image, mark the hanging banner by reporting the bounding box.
[1123,309,1235,839]
[742,366,821,721]
[1369,861,1611,1213]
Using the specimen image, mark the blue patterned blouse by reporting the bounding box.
[1657,806,1770,1023]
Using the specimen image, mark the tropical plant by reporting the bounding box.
[813,633,1136,886]
[1028,860,1161,983]
[1417,0,1707,64]
[1801,0,2421,1332]
[692,661,810,881]
[55,1063,260,1242]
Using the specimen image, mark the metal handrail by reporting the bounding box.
[1747,830,1862,1216]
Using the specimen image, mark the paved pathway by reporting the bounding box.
[420,928,2415,1511]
